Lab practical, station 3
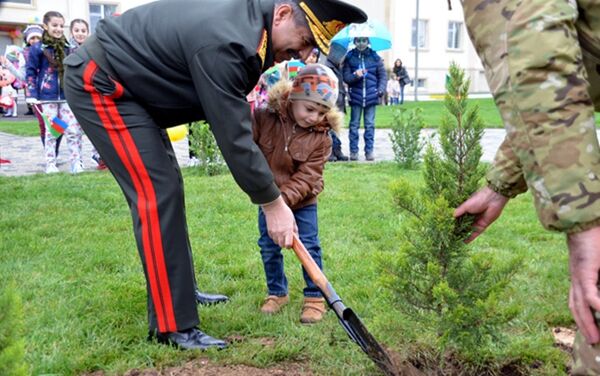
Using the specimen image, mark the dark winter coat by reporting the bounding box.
[252,80,342,210]
[26,42,71,101]
[325,58,346,113]
[342,47,386,107]
[66,0,279,204]
[394,65,411,87]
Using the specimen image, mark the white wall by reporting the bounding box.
[385,0,488,96]
[0,0,153,32]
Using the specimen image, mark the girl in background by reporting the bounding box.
[68,18,106,170]
[68,18,89,48]
[26,11,84,174]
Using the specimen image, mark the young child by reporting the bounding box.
[68,18,107,170]
[68,18,89,49]
[252,64,342,324]
[386,73,400,105]
[26,11,84,174]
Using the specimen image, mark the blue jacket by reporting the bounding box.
[26,42,71,101]
[343,48,387,107]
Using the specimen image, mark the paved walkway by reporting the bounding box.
[0,128,508,177]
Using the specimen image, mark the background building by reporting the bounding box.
[349,0,489,98]
[0,0,489,97]
[0,0,146,52]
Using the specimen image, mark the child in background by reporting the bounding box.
[68,18,107,170]
[252,64,342,324]
[253,59,305,110]
[1,78,18,117]
[386,73,400,105]
[26,11,84,174]
[304,48,319,64]
[68,18,89,49]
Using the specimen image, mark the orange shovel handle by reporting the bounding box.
[291,235,329,293]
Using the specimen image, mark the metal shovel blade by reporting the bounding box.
[343,307,399,376]
[324,292,399,376]
[291,236,398,376]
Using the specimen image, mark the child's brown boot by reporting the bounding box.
[300,297,326,324]
[260,295,289,314]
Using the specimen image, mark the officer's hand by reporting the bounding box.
[355,69,364,78]
[25,97,39,105]
[568,226,600,344]
[453,186,509,243]
[261,196,297,248]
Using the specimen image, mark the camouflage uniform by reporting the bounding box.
[462,0,600,373]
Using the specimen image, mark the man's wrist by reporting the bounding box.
[260,195,282,210]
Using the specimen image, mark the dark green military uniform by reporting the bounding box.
[63,0,281,335]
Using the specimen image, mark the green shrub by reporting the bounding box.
[389,107,424,169]
[381,63,523,368]
[0,283,27,376]
[188,121,227,176]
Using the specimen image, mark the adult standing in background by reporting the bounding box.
[343,37,386,161]
[393,58,410,105]
[64,0,366,350]
[325,42,349,162]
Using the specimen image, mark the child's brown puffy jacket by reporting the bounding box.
[252,80,343,210]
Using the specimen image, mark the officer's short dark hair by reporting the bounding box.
[274,0,309,29]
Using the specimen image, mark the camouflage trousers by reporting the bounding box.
[463,0,600,373]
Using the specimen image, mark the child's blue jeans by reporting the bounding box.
[258,204,323,298]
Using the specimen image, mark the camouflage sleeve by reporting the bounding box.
[486,135,527,198]
[464,0,600,233]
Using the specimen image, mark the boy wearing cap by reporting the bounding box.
[64,0,366,350]
[253,64,342,324]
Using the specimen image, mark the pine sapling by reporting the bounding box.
[188,121,226,176]
[381,63,522,365]
[389,107,425,169]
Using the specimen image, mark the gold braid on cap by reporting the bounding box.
[299,1,345,55]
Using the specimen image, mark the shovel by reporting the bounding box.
[291,235,399,376]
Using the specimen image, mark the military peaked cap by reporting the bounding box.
[298,0,367,54]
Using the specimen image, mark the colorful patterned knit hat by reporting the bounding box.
[290,64,338,109]
[23,25,43,44]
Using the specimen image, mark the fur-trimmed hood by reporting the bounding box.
[266,80,343,134]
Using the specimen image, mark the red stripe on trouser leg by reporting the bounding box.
[100,95,178,332]
[82,61,177,333]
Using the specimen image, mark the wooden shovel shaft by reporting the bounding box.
[291,235,329,292]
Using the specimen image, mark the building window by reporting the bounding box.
[447,21,462,49]
[89,3,118,32]
[411,19,428,49]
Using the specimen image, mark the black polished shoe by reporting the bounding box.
[149,327,227,350]
[195,289,229,305]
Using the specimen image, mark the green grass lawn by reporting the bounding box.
[5,99,600,137]
[3,98,600,136]
[376,98,505,128]
[0,163,571,375]
[0,120,40,136]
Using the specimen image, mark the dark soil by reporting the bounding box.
[84,358,314,376]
